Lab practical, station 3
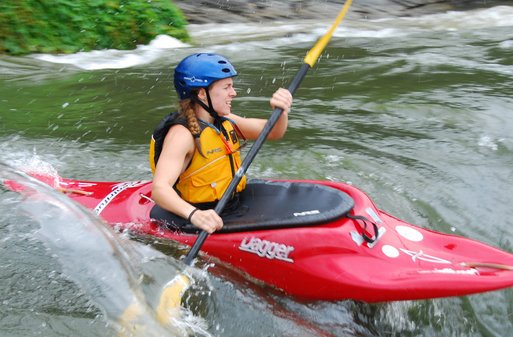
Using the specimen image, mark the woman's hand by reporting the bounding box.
[189,208,224,233]
[270,88,293,114]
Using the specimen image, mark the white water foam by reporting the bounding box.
[478,135,502,151]
[499,40,513,49]
[33,34,188,70]
[374,5,513,30]
[29,6,513,71]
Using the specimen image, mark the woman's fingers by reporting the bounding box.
[190,209,224,233]
[270,88,293,112]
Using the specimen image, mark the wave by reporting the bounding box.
[32,34,189,70]
[21,5,513,71]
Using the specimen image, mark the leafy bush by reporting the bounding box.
[0,0,189,55]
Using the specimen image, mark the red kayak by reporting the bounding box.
[26,176,513,302]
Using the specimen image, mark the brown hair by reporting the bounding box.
[179,99,200,136]
[179,98,205,156]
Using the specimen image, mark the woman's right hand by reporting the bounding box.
[189,209,224,233]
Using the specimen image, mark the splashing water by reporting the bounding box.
[0,161,214,337]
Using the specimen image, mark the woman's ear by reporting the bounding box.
[197,88,207,101]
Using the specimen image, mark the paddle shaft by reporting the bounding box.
[117,2,353,329]
[183,63,310,265]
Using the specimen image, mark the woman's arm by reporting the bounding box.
[229,88,292,140]
[152,125,223,233]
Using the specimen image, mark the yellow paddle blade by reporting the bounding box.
[116,273,191,336]
[155,273,192,325]
[117,299,148,337]
[149,136,156,175]
[303,0,353,68]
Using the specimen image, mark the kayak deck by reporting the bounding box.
[150,179,355,233]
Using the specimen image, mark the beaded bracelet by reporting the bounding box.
[187,208,199,223]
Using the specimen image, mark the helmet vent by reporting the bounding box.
[221,68,231,73]
[218,60,227,64]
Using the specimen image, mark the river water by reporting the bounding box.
[1,5,513,337]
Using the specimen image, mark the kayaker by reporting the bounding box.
[149,53,292,234]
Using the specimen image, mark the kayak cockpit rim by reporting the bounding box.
[150,179,355,233]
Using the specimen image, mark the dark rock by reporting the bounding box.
[173,0,508,24]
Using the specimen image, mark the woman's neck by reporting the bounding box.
[195,105,214,124]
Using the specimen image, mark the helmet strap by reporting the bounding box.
[192,89,223,130]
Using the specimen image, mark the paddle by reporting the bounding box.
[152,0,354,326]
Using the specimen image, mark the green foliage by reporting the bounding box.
[0,0,189,55]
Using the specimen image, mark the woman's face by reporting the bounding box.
[203,77,237,116]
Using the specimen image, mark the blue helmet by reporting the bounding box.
[174,53,238,100]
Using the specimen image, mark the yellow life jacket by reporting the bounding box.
[150,114,246,204]
[176,119,246,203]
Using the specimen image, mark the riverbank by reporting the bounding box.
[174,0,510,23]
[0,1,188,56]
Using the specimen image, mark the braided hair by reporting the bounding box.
[178,98,205,156]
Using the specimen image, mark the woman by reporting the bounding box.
[150,53,292,234]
